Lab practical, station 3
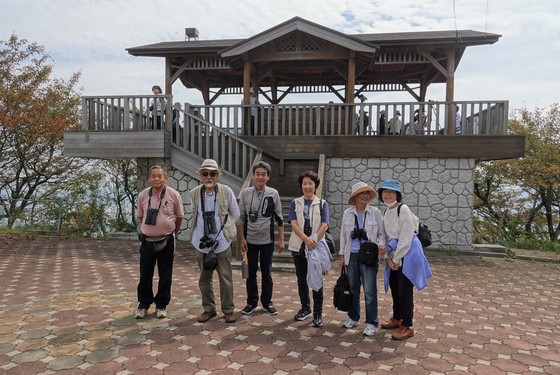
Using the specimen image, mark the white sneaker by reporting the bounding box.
[135,308,147,319]
[363,323,378,336]
[343,317,359,328]
[156,308,167,319]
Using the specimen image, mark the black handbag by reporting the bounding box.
[417,223,432,248]
[333,267,352,312]
[395,204,433,248]
[357,241,378,266]
[202,218,224,271]
[203,248,218,270]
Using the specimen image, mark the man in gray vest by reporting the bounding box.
[190,159,240,323]
[237,161,285,316]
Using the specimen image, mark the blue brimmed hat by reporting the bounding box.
[377,179,402,202]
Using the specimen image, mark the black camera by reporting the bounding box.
[303,226,312,236]
[248,212,258,222]
[203,211,217,235]
[351,228,368,241]
[199,235,216,249]
[145,208,159,225]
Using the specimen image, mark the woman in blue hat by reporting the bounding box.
[377,178,432,340]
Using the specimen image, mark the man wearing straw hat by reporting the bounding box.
[190,159,240,324]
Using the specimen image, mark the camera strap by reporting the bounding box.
[249,186,266,216]
[200,184,217,213]
[210,214,228,243]
[148,186,166,211]
[353,211,367,230]
[353,211,367,243]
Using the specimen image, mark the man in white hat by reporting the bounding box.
[339,182,386,336]
[189,159,240,323]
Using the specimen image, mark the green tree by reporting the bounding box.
[474,104,560,244]
[57,169,110,237]
[0,34,86,228]
[101,159,138,231]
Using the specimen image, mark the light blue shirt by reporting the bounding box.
[191,186,240,254]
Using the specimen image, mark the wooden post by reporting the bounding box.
[346,51,356,135]
[164,57,173,132]
[445,49,456,135]
[243,56,251,135]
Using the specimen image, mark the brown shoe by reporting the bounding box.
[381,317,402,329]
[197,311,217,323]
[391,326,414,340]
[224,312,236,323]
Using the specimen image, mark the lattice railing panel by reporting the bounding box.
[301,34,323,51]
[275,34,297,52]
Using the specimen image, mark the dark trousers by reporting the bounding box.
[246,242,274,307]
[151,115,162,130]
[293,255,323,315]
[388,260,414,327]
[137,235,174,309]
[250,115,255,135]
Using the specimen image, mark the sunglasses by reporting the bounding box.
[201,171,217,177]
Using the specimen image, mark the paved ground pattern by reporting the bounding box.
[0,235,559,374]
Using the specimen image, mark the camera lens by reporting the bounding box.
[199,235,214,249]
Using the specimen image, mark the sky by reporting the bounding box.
[1,0,558,113]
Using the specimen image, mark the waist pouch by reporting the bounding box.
[143,234,170,252]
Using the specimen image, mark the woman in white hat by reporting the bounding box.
[339,182,386,336]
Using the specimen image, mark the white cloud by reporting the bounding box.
[1,0,557,111]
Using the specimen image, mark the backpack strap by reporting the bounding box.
[384,203,403,217]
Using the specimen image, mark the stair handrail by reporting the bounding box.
[237,151,263,200]
[176,108,263,181]
[316,153,326,200]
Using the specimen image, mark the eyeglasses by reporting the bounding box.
[201,171,217,177]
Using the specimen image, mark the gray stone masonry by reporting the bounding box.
[138,157,476,250]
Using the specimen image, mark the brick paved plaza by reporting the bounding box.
[0,236,559,374]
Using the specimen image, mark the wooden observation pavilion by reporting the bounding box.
[64,17,524,250]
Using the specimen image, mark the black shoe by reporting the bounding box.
[311,315,323,327]
[241,304,257,315]
[263,304,278,316]
[294,308,312,321]
[312,314,323,327]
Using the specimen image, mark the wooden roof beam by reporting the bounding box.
[277,86,294,102]
[170,58,194,83]
[418,48,448,78]
[327,84,345,102]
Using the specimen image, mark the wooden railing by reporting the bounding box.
[191,100,509,136]
[173,110,262,180]
[81,95,174,131]
[81,96,509,136]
